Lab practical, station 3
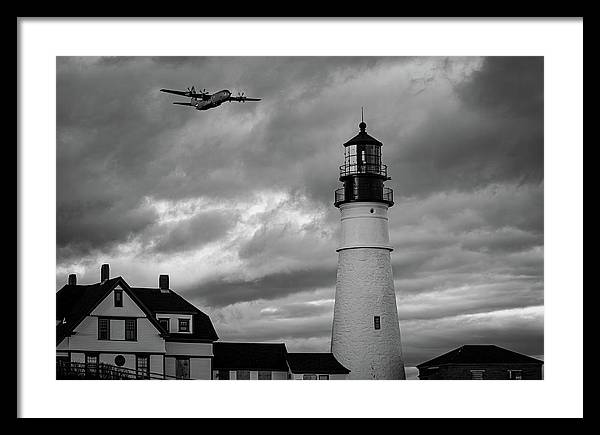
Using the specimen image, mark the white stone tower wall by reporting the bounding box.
[331,202,406,380]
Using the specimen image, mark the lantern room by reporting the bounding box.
[334,119,393,207]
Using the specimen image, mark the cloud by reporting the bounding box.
[151,210,237,254]
[401,306,544,366]
[188,266,336,308]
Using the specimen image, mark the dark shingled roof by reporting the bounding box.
[131,287,218,342]
[286,353,350,374]
[132,287,199,313]
[56,277,218,345]
[417,345,544,368]
[213,342,289,371]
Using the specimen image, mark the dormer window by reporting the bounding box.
[158,318,170,332]
[178,318,190,332]
[114,289,123,307]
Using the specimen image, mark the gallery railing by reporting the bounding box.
[339,162,388,178]
[334,186,393,206]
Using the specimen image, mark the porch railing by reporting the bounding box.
[56,360,177,380]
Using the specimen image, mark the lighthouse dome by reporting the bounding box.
[343,121,383,147]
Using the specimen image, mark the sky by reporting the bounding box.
[56,56,544,378]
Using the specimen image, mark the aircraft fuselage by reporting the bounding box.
[194,89,232,111]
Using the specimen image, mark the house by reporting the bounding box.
[212,342,290,380]
[56,264,218,379]
[56,264,350,380]
[416,344,544,380]
[212,343,350,380]
[286,353,350,380]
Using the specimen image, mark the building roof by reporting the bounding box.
[286,353,350,374]
[416,345,544,368]
[131,287,218,342]
[213,342,289,372]
[132,287,199,313]
[343,121,383,147]
[56,276,218,345]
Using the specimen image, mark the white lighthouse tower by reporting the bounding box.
[331,115,406,380]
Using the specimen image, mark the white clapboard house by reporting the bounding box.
[56,264,218,379]
[56,264,349,380]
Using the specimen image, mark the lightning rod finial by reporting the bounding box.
[359,107,366,132]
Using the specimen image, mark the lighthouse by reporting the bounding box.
[331,114,406,380]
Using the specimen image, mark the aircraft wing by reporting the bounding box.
[228,96,262,102]
[161,89,190,96]
[173,102,195,107]
[161,89,211,100]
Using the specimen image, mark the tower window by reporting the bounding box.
[374,316,381,330]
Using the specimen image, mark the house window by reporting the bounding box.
[470,370,485,380]
[136,355,149,379]
[236,370,250,380]
[176,358,190,380]
[158,318,170,332]
[178,318,190,332]
[303,374,317,380]
[125,318,137,341]
[98,318,110,340]
[217,370,230,380]
[374,316,381,330]
[258,371,272,380]
[114,289,123,307]
[319,375,330,380]
[509,370,523,380]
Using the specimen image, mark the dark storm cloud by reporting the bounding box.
[456,57,543,116]
[56,197,157,256]
[151,210,237,254]
[387,56,543,199]
[186,266,336,308]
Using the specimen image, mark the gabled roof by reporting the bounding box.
[416,345,544,368]
[286,353,350,374]
[131,287,218,342]
[213,342,289,371]
[56,277,218,345]
[56,277,131,345]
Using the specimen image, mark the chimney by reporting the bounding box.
[159,274,169,293]
[68,273,77,285]
[101,264,110,282]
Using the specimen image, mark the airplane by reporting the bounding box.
[160,86,261,111]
